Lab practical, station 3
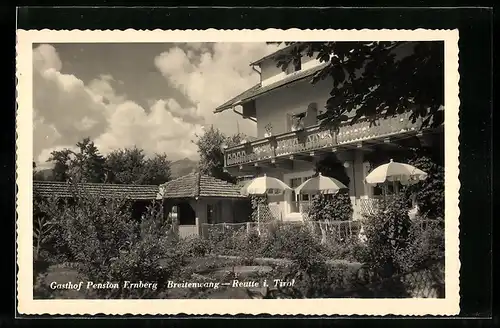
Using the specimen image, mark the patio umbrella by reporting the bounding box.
[240,174,291,235]
[364,159,428,186]
[240,174,292,196]
[295,173,348,195]
[364,159,428,198]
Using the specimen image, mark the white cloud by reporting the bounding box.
[154,42,282,138]
[32,44,204,164]
[87,74,126,105]
[33,42,282,167]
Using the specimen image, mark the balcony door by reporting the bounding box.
[285,172,315,214]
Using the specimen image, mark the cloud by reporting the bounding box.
[87,74,126,105]
[94,100,203,159]
[32,42,282,167]
[32,44,203,164]
[154,42,282,137]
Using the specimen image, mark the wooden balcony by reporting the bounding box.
[224,111,422,167]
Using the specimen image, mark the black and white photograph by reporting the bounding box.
[16,29,460,315]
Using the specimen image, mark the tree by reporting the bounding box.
[195,126,243,183]
[105,147,145,184]
[71,138,107,183]
[269,41,444,130]
[33,161,44,181]
[364,146,445,219]
[141,153,172,185]
[47,148,73,182]
[47,138,106,183]
[105,147,172,185]
[315,153,350,187]
[403,152,445,219]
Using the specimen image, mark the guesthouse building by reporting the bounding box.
[214,42,444,221]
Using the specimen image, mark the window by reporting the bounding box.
[285,60,301,75]
[286,112,306,132]
[290,176,314,202]
[290,177,303,188]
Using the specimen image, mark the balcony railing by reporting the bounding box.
[224,111,422,167]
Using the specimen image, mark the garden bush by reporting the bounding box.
[361,194,444,279]
[33,185,186,299]
[361,195,412,278]
[403,155,445,219]
[321,237,368,263]
[394,218,445,272]
[306,191,353,222]
[179,236,211,257]
[250,195,268,222]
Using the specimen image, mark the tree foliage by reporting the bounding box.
[45,138,172,185]
[195,125,243,183]
[362,195,413,278]
[105,147,172,185]
[315,153,350,186]
[34,185,185,299]
[307,191,353,222]
[403,154,445,219]
[364,146,444,219]
[47,148,74,182]
[47,138,106,183]
[269,41,444,129]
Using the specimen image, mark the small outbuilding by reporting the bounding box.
[159,172,252,238]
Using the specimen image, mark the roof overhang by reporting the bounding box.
[214,62,328,113]
[248,43,300,67]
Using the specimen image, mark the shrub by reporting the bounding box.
[306,191,353,222]
[403,155,445,219]
[362,195,412,278]
[250,195,271,222]
[263,225,364,299]
[33,272,53,299]
[179,236,211,257]
[394,219,445,272]
[321,237,368,262]
[258,223,324,262]
[35,184,185,299]
[33,195,75,265]
[362,194,444,278]
[206,225,249,256]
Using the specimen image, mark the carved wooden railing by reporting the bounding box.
[224,111,421,167]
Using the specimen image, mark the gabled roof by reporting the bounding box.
[160,173,246,199]
[249,43,300,66]
[214,62,328,113]
[33,180,160,200]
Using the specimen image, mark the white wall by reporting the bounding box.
[260,52,323,87]
[254,78,332,138]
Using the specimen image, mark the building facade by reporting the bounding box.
[214,43,443,221]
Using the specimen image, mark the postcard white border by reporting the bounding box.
[16,29,460,316]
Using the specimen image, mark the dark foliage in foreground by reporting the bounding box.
[269,41,444,130]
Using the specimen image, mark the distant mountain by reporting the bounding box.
[170,158,198,179]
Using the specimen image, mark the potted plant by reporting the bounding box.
[264,123,273,137]
[291,113,305,131]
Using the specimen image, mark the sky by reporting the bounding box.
[32,42,283,168]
